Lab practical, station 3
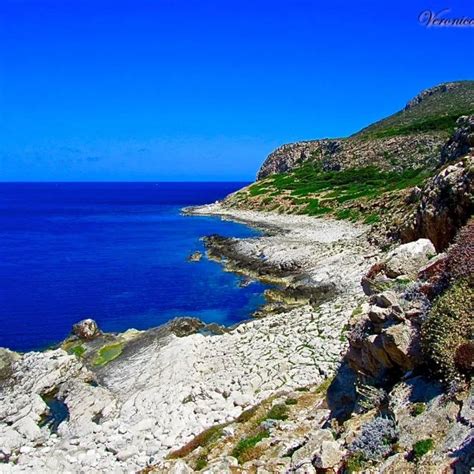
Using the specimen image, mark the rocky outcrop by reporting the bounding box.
[187,251,203,262]
[440,115,474,164]
[0,349,20,382]
[404,82,459,110]
[257,134,443,179]
[402,155,473,251]
[72,318,101,340]
[383,239,436,279]
[348,239,437,384]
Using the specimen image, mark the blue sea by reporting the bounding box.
[0,182,269,352]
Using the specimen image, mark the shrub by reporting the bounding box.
[262,403,289,421]
[231,429,269,464]
[421,280,474,382]
[167,424,224,459]
[348,417,398,462]
[285,398,298,406]
[410,402,426,417]
[445,219,474,285]
[195,455,208,470]
[412,438,434,461]
[345,451,366,472]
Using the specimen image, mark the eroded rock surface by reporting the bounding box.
[0,211,376,473]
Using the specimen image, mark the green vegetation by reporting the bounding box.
[236,405,259,423]
[345,452,366,472]
[68,345,86,358]
[284,398,298,406]
[421,280,474,382]
[364,213,381,224]
[246,163,430,221]
[411,402,426,417]
[195,455,208,470]
[314,376,334,395]
[361,113,469,139]
[168,424,224,459]
[260,403,289,422]
[356,81,474,139]
[93,343,123,366]
[231,429,270,464]
[412,439,434,461]
[268,163,428,197]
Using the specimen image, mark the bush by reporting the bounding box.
[167,424,224,459]
[421,280,474,382]
[262,403,289,421]
[231,429,269,464]
[410,402,426,417]
[445,219,474,285]
[412,438,434,461]
[348,417,398,462]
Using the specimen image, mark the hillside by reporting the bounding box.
[221,83,474,250]
[257,81,474,179]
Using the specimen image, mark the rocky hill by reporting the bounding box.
[0,82,472,474]
[257,81,474,179]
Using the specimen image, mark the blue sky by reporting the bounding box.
[1,0,473,181]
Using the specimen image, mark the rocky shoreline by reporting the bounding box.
[0,207,378,473]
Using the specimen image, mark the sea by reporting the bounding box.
[0,182,269,352]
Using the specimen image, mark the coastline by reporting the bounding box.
[0,207,379,472]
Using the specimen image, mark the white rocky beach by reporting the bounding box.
[0,208,378,473]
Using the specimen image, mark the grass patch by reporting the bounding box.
[231,429,270,464]
[362,113,470,139]
[68,345,86,358]
[314,376,334,395]
[236,406,259,423]
[195,455,208,470]
[364,213,381,224]
[410,402,426,417]
[168,424,225,459]
[412,438,434,461]
[336,209,360,221]
[92,343,123,366]
[285,398,298,406]
[345,451,366,472]
[259,403,289,422]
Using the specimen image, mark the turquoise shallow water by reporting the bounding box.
[0,182,270,352]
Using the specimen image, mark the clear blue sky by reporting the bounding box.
[1,0,473,181]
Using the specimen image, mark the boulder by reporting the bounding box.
[72,318,100,340]
[370,291,399,309]
[381,322,422,371]
[167,317,205,337]
[0,348,19,381]
[312,440,345,469]
[187,251,202,262]
[402,156,473,251]
[204,456,239,473]
[379,453,415,473]
[384,239,436,278]
[291,429,333,469]
[440,115,474,164]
